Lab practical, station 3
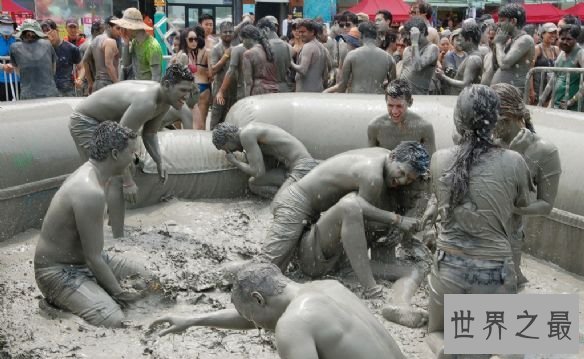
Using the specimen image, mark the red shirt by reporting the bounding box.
[64,36,86,47]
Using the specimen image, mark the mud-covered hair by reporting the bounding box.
[391,141,430,178]
[559,24,581,39]
[219,21,234,32]
[212,123,240,149]
[460,20,481,45]
[404,17,428,37]
[89,121,137,161]
[386,79,413,106]
[231,263,289,307]
[240,24,274,62]
[445,85,500,209]
[491,83,535,133]
[498,3,526,28]
[358,21,377,40]
[256,17,276,33]
[162,63,194,84]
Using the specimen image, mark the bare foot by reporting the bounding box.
[363,285,384,299]
[382,304,428,328]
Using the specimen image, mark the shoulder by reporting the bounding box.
[369,114,388,127]
[518,34,535,46]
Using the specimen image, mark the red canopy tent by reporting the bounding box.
[564,3,584,21]
[1,0,33,14]
[492,4,566,24]
[348,0,411,24]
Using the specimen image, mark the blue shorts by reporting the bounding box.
[197,83,210,93]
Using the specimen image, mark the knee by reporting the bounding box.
[335,194,361,219]
[98,309,125,328]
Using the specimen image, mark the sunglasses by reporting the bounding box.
[187,37,197,42]
[41,27,53,34]
[338,22,351,28]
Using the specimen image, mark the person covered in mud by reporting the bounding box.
[490,3,535,93]
[399,18,439,95]
[215,43,246,108]
[212,122,319,199]
[368,79,436,156]
[324,21,395,94]
[209,21,235,129]
[34,122,154,328]
[291,19,329,92]
[259,144,429,299]
[423,85,532,358]
[69,64,194,238]
[150,262,406,358]
[257,17,294,93]
[492,83,561,287]
[435,21,483,95]
[240,24,279,96]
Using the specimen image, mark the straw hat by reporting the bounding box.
[111,8,152,31]
[15,19,47,38]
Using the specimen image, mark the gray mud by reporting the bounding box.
[1,198,583,358]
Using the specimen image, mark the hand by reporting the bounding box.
[75,78,84,89]
[398,216,419,233]
[509,128,533,154]
[113,288,144,308]
[149,315,194,337]
[494,28,509,44]
[435,67,444,78]
[409,27,420,45]
[156,162,168,184]
[3,63,14,73]
[123,181,138,204]
[224,47,232,57]
[420,204,438,231]
[225,152,238,164]
[216,90,225,105]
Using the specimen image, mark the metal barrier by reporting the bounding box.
[0,55,19,101]
[524,66,584,112]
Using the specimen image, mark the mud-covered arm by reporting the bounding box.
[357,174,401,224]
[151,309,256,336]
[104,39,119,83]
[367,121,380,147]
[142,115,165,165]
[411,43,438,72]
[75,192,124,296]
[229,130,265,178]
[564,51,584,107]
[82,46,94,85]
[242,52,253,97]
[495,35,531,70]
[324,54,350,93]
[422,122,437,155]
[440,57,482,89]
[290,44,313,76]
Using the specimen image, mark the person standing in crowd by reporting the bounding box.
[325,21,395,94]
[117,8,162,81]
[410,1,440,45]
[399,18,439,95]
[0,14,19,101]
[63,18,86,47]
[257,17,293,93]
[241,24,278,96]
[529,23,560,105]
[291,19,328,92]
[77,20,104,96]
[196,13,215,127]
[436,21,483,95]
[85,16,121,93]
[443,29,466,78]
[540,24,584,111]
[10,19,59,99]
[375,9,395,55]
[175,25,207,129]
[490,3,534,93]
[209,21,235,129]
[436,36,451,70]
[42,19,81,97]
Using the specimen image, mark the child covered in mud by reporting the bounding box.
[34,122,155,328]
[150,262,406,359]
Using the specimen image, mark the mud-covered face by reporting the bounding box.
[231,291,276,330]
[220,27,234,43]
[453,35,464,51]
[387,96,408,124]
[298,26,315,42]
[440,38,450,53]
[220,139,242,153]
[494,115,523,144]
[559,32,577,53]
[114,138,138,174]
[165,80,192,110]
[385,161,417,188]
[498,17,516,33]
